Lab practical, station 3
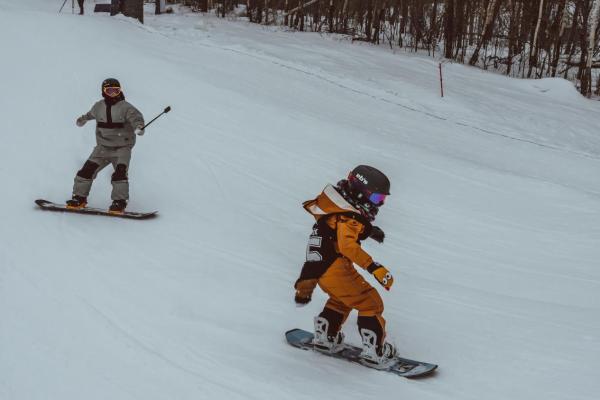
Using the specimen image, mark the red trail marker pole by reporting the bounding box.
[439,62,444,98]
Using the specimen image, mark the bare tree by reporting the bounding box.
[469,0,502,66]
[181,0,600,96]
[584,0,600,95]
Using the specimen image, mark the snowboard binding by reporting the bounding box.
[313,316,345,354]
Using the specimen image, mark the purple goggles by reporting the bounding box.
[368,192,387,205]
[348,175,388,205]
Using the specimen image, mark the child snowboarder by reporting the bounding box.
[294,165,396,368]
[67,78,145,213]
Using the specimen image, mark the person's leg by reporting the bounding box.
[318,297,351,337]
[312,296,350,352]
[110,147,132,202]
[354,292,396,365]
[318,259,389,356]
[355,294,386,349]
[77,0,84,14]
[72,148,110,200]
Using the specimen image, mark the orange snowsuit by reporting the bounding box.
[295,185,386,340]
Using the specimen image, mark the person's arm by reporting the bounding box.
[124,103,145,135]
[294,278,318,306]
[337,215,394,290]
[76,104,97,127]
[336,216,374,269]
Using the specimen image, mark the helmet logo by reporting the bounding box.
[355,173,368,185]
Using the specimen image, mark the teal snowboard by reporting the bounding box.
[285,328,437,378]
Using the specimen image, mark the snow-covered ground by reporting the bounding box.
[1,1,599,399]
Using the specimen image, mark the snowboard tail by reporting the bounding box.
[35,199,157,220]
[285,328,437,378]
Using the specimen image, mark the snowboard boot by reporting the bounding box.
[359,328,397,369]
[108,199,127,214]
[66,195,87,209]
[313,316,345,354]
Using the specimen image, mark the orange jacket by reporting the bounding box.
[294,185,375,303]
[302,184,373,270]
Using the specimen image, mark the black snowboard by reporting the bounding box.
[35,199,158,220]
[285,328,437,378]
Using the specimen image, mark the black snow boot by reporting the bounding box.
[66,195,87,209]
[109,199,127,213]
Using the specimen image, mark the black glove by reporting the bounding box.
[294,279,317,307]
[370,226,385,243]
[295,292,311,306]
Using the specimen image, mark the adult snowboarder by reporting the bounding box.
[294,165,396,369]
[67,78,145,213]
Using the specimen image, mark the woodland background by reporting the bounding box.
[171,0,600,97]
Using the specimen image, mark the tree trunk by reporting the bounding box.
[247,0,253,22]
[365,0,373,42]
[328,0,334,33]
[585,0,600,96]
[199,0,208,12]
[122,0,144,23]
[527,0,545,78]
[264,0,269,25]
[578,0,592,94]
[550,0,567,77]
[564,1,581,79]
[444,0,455,59]
[506,0,518,75]
[430,0,438,55]
[468,0,501,66]
[342,0,349,32]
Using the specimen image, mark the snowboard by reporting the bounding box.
[285,328,437,378]
[35,199,158,220]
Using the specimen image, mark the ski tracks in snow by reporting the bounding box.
[138,10,600,161]
[80,299,255,400]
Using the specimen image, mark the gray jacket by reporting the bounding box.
[82,99,145,148]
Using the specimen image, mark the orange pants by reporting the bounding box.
[318,258,386,341]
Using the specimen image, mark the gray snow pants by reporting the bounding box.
[72,145,132,201]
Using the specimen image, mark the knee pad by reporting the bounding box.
[76,161,99,180]
[112,164,128,182]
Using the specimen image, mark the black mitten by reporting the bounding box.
[295,292,311,306]
[370,226,385,243]
[294,278,317,307]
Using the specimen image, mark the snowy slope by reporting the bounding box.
[1,2,599,400]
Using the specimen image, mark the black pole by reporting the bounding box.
[141,106,171,130]
[59,0,68,13]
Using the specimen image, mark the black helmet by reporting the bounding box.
[336,165,390,221]
[348,165,391,196]
[102,78,121,90]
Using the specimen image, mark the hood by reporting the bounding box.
[302,184,361,220]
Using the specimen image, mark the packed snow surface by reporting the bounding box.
[1,2,599,399]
